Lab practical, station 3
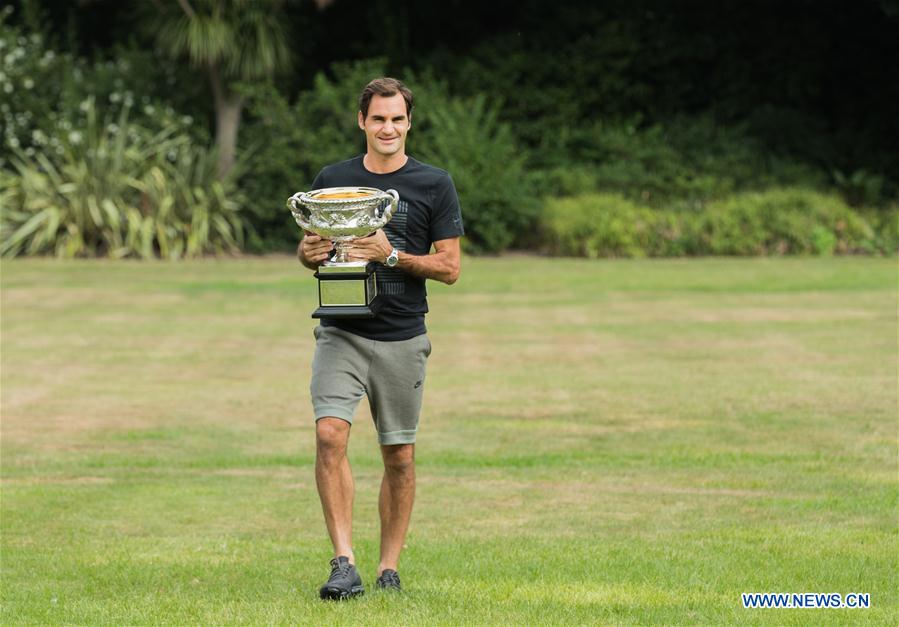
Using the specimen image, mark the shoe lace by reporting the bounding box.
[380,570,401,587]
[328,559,351,582]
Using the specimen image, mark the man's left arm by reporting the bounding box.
[347,231,461,285]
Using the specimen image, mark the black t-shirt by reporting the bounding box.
[310,155,464,341]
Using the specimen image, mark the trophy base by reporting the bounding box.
[312,262,381,319]
[311,301,383,319]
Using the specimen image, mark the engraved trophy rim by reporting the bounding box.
[298,186,392,206]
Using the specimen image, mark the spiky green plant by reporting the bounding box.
[0,98,246,259]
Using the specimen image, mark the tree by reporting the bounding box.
[149,0,291,178]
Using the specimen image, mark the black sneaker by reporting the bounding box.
[319,556,364,600]
[376,569,402,591]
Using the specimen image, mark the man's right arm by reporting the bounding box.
[297,233,334,270]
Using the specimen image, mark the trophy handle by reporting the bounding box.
[378,189,399,220]
[287,194,313,229]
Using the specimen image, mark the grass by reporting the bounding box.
[1,255,896,625]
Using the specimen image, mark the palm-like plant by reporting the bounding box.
[149,0,292,178]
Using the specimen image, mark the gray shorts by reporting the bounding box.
[310,325,431,445]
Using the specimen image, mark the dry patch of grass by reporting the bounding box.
[1,476,113,486]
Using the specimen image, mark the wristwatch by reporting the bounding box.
[385,248,399,267]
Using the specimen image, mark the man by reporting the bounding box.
[297,77,464,600]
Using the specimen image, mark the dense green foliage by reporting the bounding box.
[1,1,897,257]
[423,2,899,195]
[0,9,208,163]
[541,189,895,258]
[543,116,827,206]
[413,94,538,252]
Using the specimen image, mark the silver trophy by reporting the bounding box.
[288,186,399,318]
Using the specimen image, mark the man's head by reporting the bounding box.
[358,77,413,121]
[358,78,413,160]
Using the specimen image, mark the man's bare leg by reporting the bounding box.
[377,443,416,575]
[315,417,355,563]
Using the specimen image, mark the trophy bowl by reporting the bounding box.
[288,187,399,264]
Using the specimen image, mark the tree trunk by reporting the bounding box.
[215,96,243,179]
[208,63,243,179]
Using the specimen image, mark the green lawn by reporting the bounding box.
[1,256,896,625]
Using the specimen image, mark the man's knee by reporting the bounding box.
[316,417,350,458]
[382,444,415,475]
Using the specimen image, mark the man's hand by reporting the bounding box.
[298,232,334,269]
[347,229,393,264]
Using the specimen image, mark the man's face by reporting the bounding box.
[358,94,411,158]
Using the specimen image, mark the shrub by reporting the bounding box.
[581,120,727,206]
[520,165,599,199]
[414,93,538,253]
[832,169,887,207]
[697,189,876,255]
[1,100,246,259]
[0,11,69,161]
[540,188,889,258]
[540,193,658,258]
[1,10,208,168]
[860,204,899,254]
[557,116,828,209]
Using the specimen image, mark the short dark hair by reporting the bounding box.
[358,77,414,119]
